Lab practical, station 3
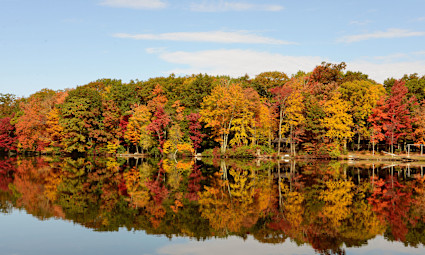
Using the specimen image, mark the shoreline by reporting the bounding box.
[116,152,425,163]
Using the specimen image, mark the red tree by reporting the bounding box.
[147,106,170,154]
[0,117,16,152]
[186,113,206,154]
[369,80,417,153]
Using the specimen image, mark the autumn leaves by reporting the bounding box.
[0,63,424,156]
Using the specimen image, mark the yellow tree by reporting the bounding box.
[43,90,69,152]
[124,105,153,154]
[230,88,260,147]
[339,80,385,150]
[163,124,193,157]
[201,81,267,152]
[200,81,245,153]
[45,108,64,152]
[322,92,354,151]
[251,102,274,147]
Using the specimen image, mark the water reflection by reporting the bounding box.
[1,156,425,254]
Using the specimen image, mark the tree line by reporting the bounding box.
[0,62,424,157]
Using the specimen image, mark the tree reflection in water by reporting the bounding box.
[1,156,425,253]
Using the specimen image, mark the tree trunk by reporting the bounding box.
[278,108,283,157]
[221,133,229,154]
[344,139,347,152]
[357,133,361,151]
[391,133,394,154]
[268,130,272,149]
[290,124,293,157]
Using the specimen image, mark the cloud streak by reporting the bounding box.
[114,31,293,45]
[190,1,283,12]
[338,28,425,43]
[147,48,425,83]
[99,0,167,9]
[147,48,323,77]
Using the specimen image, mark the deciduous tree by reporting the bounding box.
[200,81,245,154]
[321,92,354,151]
[369,80,417,153]
[339,80,385,150]
[0,117,16,152]
[186,113,205,154]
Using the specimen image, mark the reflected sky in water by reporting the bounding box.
[1,209,424,255]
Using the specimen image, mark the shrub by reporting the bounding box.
[328,142,341,159]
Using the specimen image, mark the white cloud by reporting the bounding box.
[146,47,167,54]
[147,48,425,83]
[371,53,409,61]
[349,51,425,81]
[99,0,167,9]
[338,28,425,43]
[113,31,293,45]
[147,48,323,77]
[190,1,283,12]
[348,60,425,82]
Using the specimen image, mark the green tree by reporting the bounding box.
[59,85,106,153]
[0,93,18,118]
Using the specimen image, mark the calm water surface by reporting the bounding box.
[1,156,425,255]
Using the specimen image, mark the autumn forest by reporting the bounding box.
[1,62,425,158]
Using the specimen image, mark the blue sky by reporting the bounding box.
[1,0,425,97]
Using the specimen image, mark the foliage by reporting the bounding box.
[59,85,106,153]
[0,93,18,118]
[124,105,153,153]
[186,113,206,153]
[1,64,424,157]
[0,117,16,151]
[321,92,354,144]
[369,80,417,152]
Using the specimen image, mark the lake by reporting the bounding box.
[1,156,425,255]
